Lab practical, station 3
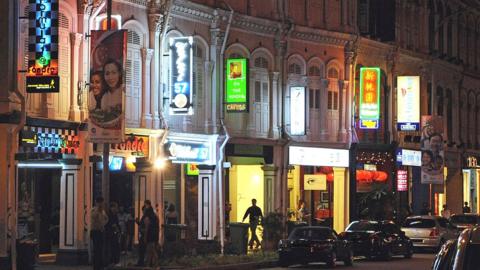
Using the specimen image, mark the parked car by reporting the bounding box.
[341,220,413,260]
[449,214,480,232]
[401,215,457,251]
[431,239,457,270]
[278,226,353,267]
[432,226,480,270]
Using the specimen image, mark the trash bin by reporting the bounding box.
[16,239,38,270]
[163,224,187,242]
[229,222,250,254]
[287,221,308,236]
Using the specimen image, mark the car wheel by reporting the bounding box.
[404,244,413,259]
[343,249,354,266]
[327,251,337,268]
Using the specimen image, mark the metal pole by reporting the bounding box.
[102,0,112,204]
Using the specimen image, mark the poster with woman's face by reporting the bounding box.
[88,30,126,143]
[420,116,444,184]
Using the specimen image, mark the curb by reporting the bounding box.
[107,260,278,270]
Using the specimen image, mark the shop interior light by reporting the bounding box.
[126,156,136,164]
[155,158,167,169]
[18,162,63,168]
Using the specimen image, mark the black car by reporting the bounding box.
[341,220,413,260]
[432,226,480,270]
[278,226,353,267]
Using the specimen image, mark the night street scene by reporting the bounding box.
[2,0,480,269]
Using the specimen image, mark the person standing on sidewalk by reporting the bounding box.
[135,200,152,266]
[91,197,108,270]
[144,206,159,266]
[242,198,263,250]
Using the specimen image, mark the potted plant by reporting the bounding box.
[261,212,284,251]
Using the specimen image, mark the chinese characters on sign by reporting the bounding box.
[359,67,381,129]
[26,0,60,93]
[397,76,420,131]
[397,170,408,192]
[169,37,193,115]
[226,58,248,112]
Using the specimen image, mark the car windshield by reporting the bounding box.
[464,244,480,269]
[450,215,478,225]
[403,218,436,228]
[346,221,380,232]
[289,228,334,241]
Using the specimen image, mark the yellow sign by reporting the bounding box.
[304,174,327,190]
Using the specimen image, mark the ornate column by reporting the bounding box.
[209,10,223,134]
[268,72,280,138]
[333,167,349,233]
[69,33,83,121]
[337,80,348,142]
[204,61,214,133]
[262,165,278,214]
[320,78,329,140]
[141,48,154,128]
[148,13,163,129]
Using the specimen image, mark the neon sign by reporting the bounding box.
[169,37,193,115]
[225,58,248,112]
[26,0,59,93]
[359,67,380,129]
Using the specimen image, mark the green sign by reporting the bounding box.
[186,163,199,176]
[226,58,248,112]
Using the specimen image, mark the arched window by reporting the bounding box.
[288,63,302,75]
[327,67,339,79]
[125,29,143,127]
[308,66,321,76]
[55,11,71,120]
[252,54,270,136]
[254,57,268,69]
[327,68,339,110]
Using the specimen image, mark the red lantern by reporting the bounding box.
[321,166,333,174]
[327,172,334,182]
[375,171,388,182]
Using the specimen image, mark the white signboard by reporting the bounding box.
[289,146,349,167]
[290,87,305,135]
[397,76,420,131]
[402,149,421,166]
[304,174,327,190]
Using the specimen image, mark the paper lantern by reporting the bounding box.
[375,171,388,182]
[327,172,334,182]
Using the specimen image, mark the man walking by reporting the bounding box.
[242,199,263,250]
[91,197,108,270]
[135,200,152,266]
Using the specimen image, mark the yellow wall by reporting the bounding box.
[229,165,264,222]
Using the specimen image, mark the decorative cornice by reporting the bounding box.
[231,15,279,37]
[292,31,347,48]
[171,0,214,23]
[116,0,148,8]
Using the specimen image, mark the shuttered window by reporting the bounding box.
[125,30,142,127]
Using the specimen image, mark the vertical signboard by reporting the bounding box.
[226,58,248,112]
[169,37,193,115]
[88,30,127,143]
[397,170,408,191]
[397,76,420,131]
[26,0,60,93]
[420,116,444,184]
[359,67,381,129]
[290,87,306,135]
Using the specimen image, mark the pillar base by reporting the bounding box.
[0,255,11,269]
[56,249,89,265]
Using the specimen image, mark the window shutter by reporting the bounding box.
[315,89,320,109]
[255,81,261,102]
[328,91,333,110]
[309,89,314,109]
[262,82,268,103]
[334,92,339,110]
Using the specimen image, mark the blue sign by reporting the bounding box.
[169,37,193,115]
[164,141,210,164]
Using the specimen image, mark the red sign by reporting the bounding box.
[397,170,408,192]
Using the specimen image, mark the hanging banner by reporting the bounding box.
[397,170,408,192]
[421,116,444,184]
[26,0,60,93]
[290,87,306,135]
[359,67,381,129]
[226,58,248,112]
[397,76,420,131]
[88,30,127,143]
[169,37,193,115]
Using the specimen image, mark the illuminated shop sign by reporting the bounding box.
[164,133,217,165]
[397,170,408,192]
[466,156,480,168]
[26,0,59,93]
[19,127,80,154]
[186,163,199,176]
[169,37,193,115]
[226,58,248,112]
[397,76,420,131]
[290,87,306,135]
[110,135,149,157]
[359,67,381,129]
[304,174,327,191]
[402,149,421,166]
[289,146,349,167]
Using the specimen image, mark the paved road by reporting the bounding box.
[262,253,436,270]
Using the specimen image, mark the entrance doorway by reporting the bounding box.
[18,168,61,254]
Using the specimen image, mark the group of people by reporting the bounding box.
[90,197,178,269]
[439,202,473,219]
[88,59,124,127]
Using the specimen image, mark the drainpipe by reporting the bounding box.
[217,4,233,255]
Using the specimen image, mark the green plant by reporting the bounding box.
[261,212,284,250]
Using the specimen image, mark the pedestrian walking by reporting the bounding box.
[144,207,159,267]
[90,197,108,270]
[135,200,151,267]
[242,198,263,250]
[463,202,471,213]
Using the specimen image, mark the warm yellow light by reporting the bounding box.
[252,175,261,184]
[155,158,166,169]
[127,156,136,164]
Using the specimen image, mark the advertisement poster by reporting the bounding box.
[421,116,444,184]
[226,58,248,112]
[88,30,127,143]
[397,76,420,131]
[397,170,408,192]
[359,67,381,129]
[290,87,306,135]
[169,37,193,115]
[26,0,60,93]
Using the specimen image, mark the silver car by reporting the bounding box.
[401,215,457,250]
